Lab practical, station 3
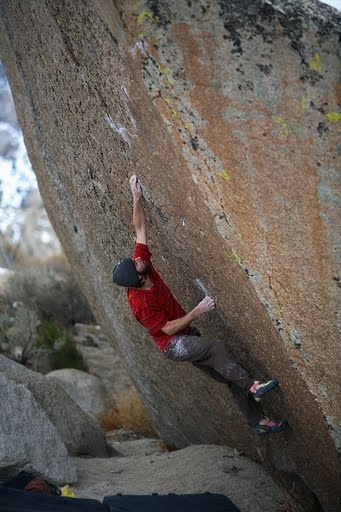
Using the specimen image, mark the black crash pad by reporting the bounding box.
[103,493,240,512]
[0,487,240,512]
[0,487,107,512]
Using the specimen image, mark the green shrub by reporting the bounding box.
[1,254,93,372]
[37,320,87,371]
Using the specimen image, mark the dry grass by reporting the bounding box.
[278,483,318,512]
[99,388,157,438]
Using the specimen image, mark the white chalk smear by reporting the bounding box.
[131,40,146,58]
[130,116,137,130]
[122,85,129,98]
[105,114,131,146]
[194,278,210,296]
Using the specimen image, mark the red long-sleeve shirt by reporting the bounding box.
[127,244,190,352]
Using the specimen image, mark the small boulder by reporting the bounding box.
[46,368,116,417]
[0,355,108,457]
[0,373,77,485]
[73,323,135,397]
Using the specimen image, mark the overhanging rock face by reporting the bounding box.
[0,0,340,509]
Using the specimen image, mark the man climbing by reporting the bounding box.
[112,175,288,435]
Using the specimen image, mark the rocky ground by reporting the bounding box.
[73,439,286,512]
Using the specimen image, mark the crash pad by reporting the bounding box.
[0,486,240,512]
[103,493,240,511]
[0,487,106,512]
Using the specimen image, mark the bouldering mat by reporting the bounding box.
[103,492,240,512]
[0,487,107,512]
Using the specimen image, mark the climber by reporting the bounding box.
[112,175,288,436]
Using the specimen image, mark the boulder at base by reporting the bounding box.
[46,368,116,417]
[0,355,107,457]
[0,373,77,485]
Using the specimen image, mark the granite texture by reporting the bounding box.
[0,0,340,509]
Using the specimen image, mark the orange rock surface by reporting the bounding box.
[1,1,340,509]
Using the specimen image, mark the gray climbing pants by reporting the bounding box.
[165,333,254,395]
[164,331,263,425]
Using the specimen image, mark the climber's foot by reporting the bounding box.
[253,418,289,436]
[250,379,279,402]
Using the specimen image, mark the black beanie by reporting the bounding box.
[112,258,141,287]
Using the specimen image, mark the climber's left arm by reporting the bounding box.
[129,174,147,245]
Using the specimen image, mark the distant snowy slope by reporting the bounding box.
[0,63,61,266]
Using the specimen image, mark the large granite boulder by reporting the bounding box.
[0,373,76,485]
[46,368,116,417]
[0,356,108,457]
[0,1,340,509]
